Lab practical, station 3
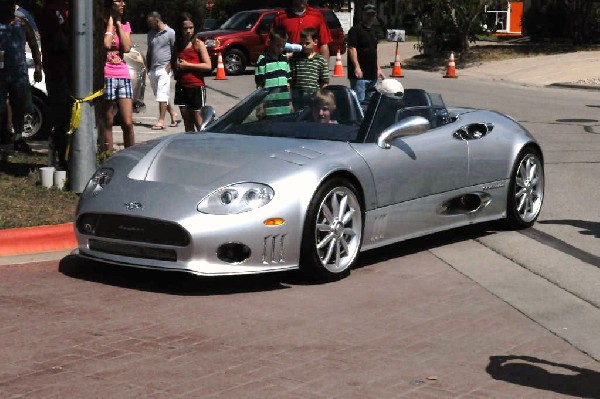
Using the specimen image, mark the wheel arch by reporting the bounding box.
[225,44,250,62]
[299,169,367,233]
[31,87,47,101]
[322,170,365,211]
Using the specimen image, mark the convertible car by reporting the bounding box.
[74,84,544,281]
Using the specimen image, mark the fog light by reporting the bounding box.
[217,243,251,264]
[264,218,285,226]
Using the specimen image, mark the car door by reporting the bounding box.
[249,12,278,63]
[352,123,468,244]
[353,124,468,208]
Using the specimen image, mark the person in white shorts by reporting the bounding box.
[146,11,179,129]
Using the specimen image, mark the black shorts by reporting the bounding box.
[174,85,206,111]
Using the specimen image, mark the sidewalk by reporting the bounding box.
[376,40,600,89]
[2,41,600,262]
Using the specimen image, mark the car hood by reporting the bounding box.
[198,29,242,39]
[121,133,354,190]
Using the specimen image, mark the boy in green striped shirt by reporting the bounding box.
[255,26,292,117]
[290,27,329,109]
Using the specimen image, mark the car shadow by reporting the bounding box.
[59,222,503,295]
[59,255,295,296]
[537,219,600,238]
[354,222,499,269]
[486,355,600,398]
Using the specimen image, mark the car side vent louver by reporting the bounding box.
[262,234,286,264]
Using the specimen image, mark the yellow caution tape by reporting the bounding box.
[65,88,104,160]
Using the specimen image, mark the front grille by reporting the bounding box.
[77,213,190,247]
[89,239,177,262]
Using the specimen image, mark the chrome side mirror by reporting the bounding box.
[199,106,216,131]
[377,116,430,149]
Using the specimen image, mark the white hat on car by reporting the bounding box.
[377,78,404,96]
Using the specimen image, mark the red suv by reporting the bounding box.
[198,8,346,76]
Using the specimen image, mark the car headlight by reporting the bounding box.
[84,167,114,197]
[198,183,274,214]
[204,38,220,48]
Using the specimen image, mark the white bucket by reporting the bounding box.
[54,170,67,190]
[39,166,55,188]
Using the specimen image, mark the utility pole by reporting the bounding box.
[71,0,97,193]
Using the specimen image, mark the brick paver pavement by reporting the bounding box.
[1,248,599,398]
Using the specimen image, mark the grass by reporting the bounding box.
[0,151,79,229]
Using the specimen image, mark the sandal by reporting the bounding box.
[169,120,180,127]
[151,124,165,130]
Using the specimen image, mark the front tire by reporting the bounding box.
[223,49,247,76]
[505,148,544,228]
[300,179,363,282]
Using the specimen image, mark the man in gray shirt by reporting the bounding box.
[146,11,178,129]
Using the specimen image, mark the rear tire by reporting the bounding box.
[505,148,544,229]
[23,93,50,141]
[300,179,363,282]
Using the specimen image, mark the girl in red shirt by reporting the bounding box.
[172,13,212,132]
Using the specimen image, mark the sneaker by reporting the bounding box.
[13,139,32,153]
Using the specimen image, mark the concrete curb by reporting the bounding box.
[548,82,600,91]
[0,223,76,257]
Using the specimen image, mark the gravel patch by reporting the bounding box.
[571,77,600,86]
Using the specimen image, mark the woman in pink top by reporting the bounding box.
[100,0,134,151]
[172,12,212,132]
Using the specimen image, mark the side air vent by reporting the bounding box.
[262,234,287,264]
[437,192,491,215]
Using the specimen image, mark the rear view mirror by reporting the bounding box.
[377,116,430,149]
[199,106,216,131]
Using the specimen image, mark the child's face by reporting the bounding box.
[312,102,333,123]
[268,37,287,54]
[300,36,317,55]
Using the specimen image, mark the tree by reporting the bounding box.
[560,0,597,45]
[414,0,494,54]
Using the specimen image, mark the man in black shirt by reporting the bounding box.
[347,4,386,101]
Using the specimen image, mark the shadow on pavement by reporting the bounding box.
[59,222,502,295]
[58,255,294,296]
[538,219,600,238]
[355,222,498,268]
[486,355,600,398]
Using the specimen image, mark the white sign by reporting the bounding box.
[334,11,352,34]
[386,29,406,42]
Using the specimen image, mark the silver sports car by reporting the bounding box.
[74,84,544,281]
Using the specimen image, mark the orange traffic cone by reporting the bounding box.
[391,51,404,78]
[333,49,344,77]
[215,52,227,80]
[443,51,458,78]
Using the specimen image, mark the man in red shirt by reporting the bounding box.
[272,0,332,60]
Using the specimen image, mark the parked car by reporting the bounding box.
[198,8,346,76]
[73,84,544,281]
[24,47,147,141]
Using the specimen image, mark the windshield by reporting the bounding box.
[205,87,364,142]
[220,11,261,31]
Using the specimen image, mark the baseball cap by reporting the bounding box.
[363,4,377,13]
[377,79,404,97]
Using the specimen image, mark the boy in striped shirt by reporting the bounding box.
[255,26,292,117]
[290,27,329,109]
